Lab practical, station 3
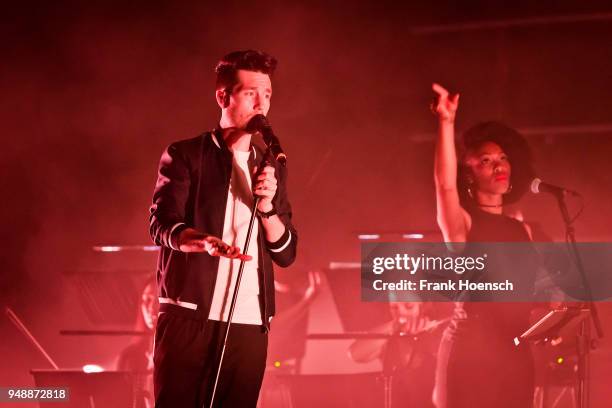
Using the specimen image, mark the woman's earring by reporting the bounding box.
[506,183,513,193]
[467,185,474,198]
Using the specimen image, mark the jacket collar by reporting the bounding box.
[212,127,258,161]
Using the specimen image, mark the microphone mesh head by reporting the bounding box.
[245,114,270,133]
[530,178,542,194]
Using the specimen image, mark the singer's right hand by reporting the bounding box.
[177,228,252,260]
[432,83,459,123]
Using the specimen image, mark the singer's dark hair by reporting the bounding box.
[215,50,277,105]
[457,121,535,207]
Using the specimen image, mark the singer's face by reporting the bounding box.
[224,70,272,130]
[465,141,511,195]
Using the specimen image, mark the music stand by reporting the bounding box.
[515,307,591,408]
[514,307,590,346]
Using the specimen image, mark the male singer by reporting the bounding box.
[149,50,297,407]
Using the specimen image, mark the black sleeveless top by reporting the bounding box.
[453,207,536,337]
[467,207,530,242]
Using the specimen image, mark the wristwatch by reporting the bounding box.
[257,206,277,219]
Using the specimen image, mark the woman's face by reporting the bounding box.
[465,141,511,196]
[389,302,421,321]
[141,283,159,330]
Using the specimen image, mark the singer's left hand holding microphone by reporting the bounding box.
[254,165,277,212]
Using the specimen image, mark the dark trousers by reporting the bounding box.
[153,311,268,408]
[435,323,534,408]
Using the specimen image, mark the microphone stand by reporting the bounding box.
[207,149,274,408]
[554,191,603,408]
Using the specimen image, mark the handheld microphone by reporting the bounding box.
[246,114,287,166]
[530,178,580,197]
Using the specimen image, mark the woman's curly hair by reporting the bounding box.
[457,121,535,208]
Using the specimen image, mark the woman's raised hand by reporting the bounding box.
[432,83,459,123]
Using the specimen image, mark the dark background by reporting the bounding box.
[2,0,612,405]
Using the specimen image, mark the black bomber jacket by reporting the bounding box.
[149,129,297,330]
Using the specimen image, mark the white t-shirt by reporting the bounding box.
[208,149,262,324]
